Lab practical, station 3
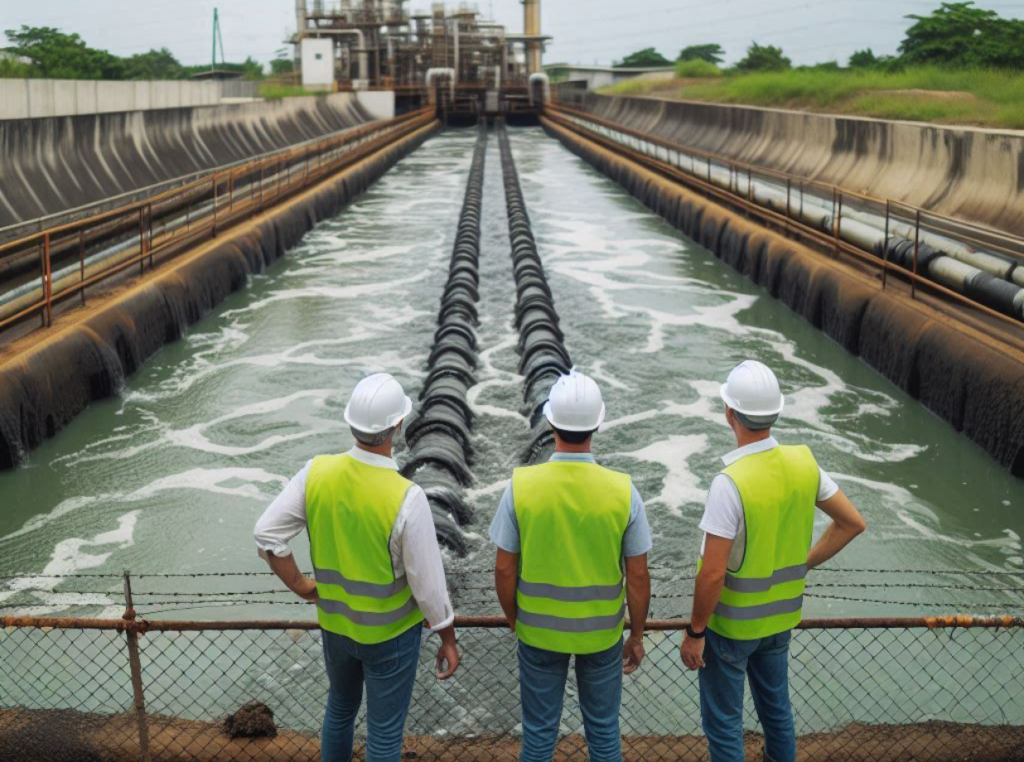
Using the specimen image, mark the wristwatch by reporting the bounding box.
[685,624,706,639]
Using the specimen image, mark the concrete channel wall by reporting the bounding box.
[0,79,261,121]
[0,93,374,229]
[560,92,1024,235]
[542,116,1024,475]
[0,120,439,469]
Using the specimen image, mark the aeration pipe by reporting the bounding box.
[497,123,573,464]
[400,124,488,556]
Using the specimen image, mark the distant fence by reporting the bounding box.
[0,79,260,121]
[0,572,1022,761]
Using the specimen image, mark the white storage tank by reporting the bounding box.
[301,38,335,89]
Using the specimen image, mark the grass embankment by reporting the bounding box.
[599,66,1024,129]
[257,83,322,99]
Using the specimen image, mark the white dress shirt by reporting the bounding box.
[698,436,839,569]
[253,447,455,632]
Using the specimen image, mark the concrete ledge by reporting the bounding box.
[0,94,374,228]
[559,92,1024,235]
[0,120,439,469]
[542,116,1024,475]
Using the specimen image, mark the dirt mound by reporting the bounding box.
[223,701,277,739]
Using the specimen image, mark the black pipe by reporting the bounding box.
[400,124,489,555]
[497,123,575,463]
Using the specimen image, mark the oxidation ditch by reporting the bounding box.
[0,126,1020,624]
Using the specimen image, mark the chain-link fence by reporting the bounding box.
[1,606,1022,760]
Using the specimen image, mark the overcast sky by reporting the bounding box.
[3,0,1024,69]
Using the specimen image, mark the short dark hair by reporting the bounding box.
[552,427,596,445]
[350,425,395,447]
[732,410,777,432]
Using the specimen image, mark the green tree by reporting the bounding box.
[122,48,186,80]
[270,58,294,76]
[4,26,122,79]
[678,44,725,65]
[735,42,791,72]
[0,54,33,78]
[849,48,880,68]
[616,47,672,67]
[900,2,1024,68]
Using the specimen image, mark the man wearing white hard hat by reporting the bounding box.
[679,361,866,762]
[490,367,652,762]
[254,373,460,762]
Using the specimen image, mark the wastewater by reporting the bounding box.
[0,128,1021,734]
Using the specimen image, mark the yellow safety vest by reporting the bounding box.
[699,445,818,640]
[306,454,424,644]
[513,460,632,654]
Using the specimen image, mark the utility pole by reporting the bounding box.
[211,7,226,72]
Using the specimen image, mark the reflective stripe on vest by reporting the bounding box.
[513,460,632,655]
[306,453,424,644]
[702,445,818,641]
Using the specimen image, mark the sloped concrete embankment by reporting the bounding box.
[0,93,374,229]
[542,116,1024,476]
[401,125,489,556]
[0,120,439,470]
[560,92,1024,234]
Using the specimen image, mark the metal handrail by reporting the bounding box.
[548,102,1024,263]
[0,614,1020,632]
[543,107,1024,337]
[0,108,436,335]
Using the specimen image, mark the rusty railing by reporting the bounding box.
[0,570,1022,762]
[0,108,436,336]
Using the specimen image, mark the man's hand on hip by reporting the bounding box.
[622,634,645,675]
[435,625,460,680]
[680,632,705,670]
[293,577,318,602]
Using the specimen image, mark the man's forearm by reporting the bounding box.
[807,523,861,569]
[690,566,725,632]
[495,570,518,626]
[626,569,651,639]
[267,552,306,592]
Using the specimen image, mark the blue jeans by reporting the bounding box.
[320,625,422,762]
[699,629,796,762]
[517,639,624,762]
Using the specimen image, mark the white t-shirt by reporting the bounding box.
[698,437,839,569]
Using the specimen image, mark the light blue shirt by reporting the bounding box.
[488,453,653,557]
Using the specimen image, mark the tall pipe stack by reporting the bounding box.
[400,125,489,556]
[524,0,542,75]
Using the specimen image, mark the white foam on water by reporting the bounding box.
[166,389,340,456]
[0,468,287,544]
[613,435,709,516]
[0,511,139,600]
[226,269,434,316]
[465,478,511,501]
[586,361,633,392]
[468,333,528,421]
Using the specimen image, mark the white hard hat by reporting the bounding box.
[543,367,606,432]
[344,373,413,434]
[720,360,785,417]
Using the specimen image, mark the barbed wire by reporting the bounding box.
[0,565,1021,581]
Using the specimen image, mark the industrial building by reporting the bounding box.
[291,0,550,119]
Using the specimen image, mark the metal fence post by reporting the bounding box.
[43,232,52,327]
[883,200,891,290]
[123,571,152,762]
[912,208,921,300]
[79,230,87,306]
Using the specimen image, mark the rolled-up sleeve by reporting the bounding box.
[398,487,455,632]
[254,462,311,558]
[488,484,520,553]
[623,484,653,557]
